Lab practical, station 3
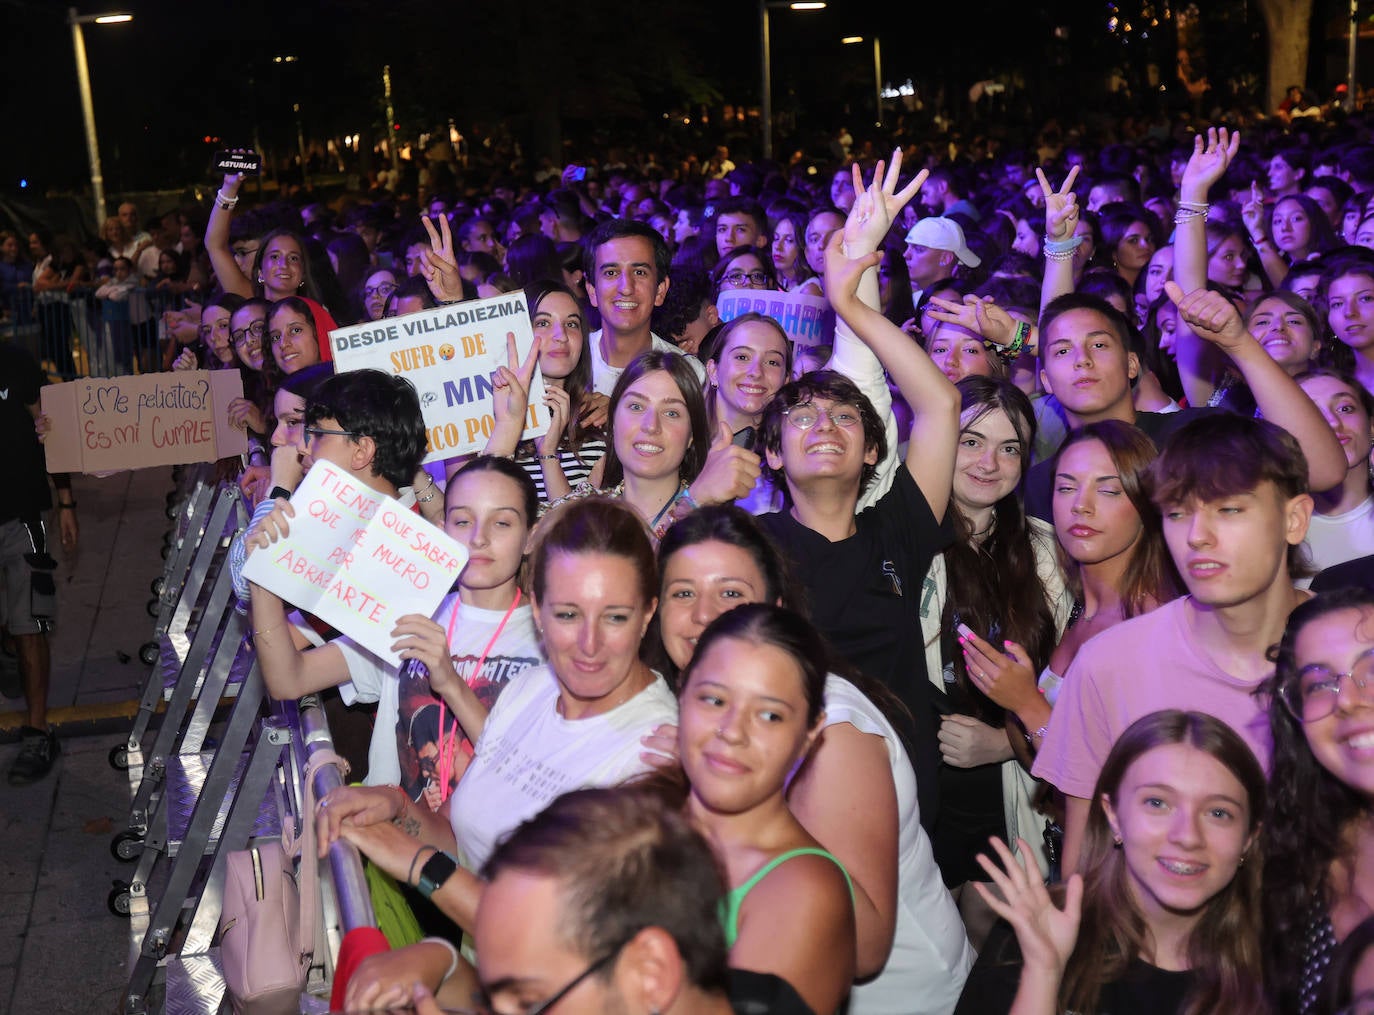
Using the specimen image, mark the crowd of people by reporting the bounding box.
[19,109,1374,1013]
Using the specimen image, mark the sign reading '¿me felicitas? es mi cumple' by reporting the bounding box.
[329,292,549,462]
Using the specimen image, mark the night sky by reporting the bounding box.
[0,1,1347,198]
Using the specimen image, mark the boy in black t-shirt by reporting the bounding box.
[756,155,961,829]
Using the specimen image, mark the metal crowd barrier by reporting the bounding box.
[0,283,191,381]
[112,475,379,1014]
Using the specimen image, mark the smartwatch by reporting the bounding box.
[416,851,459,900]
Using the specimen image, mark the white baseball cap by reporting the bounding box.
[904,217,981,267]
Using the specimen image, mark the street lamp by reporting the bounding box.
[760,1,826,161]
[67,7,131,228]
[842,35,884,130]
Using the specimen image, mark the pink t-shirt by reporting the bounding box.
[1031,597,1274,799]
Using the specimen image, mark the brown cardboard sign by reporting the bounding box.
[41,370,247,474]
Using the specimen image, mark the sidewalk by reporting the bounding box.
[1,466,176,1013]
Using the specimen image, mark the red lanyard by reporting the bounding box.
[435,587,522,803]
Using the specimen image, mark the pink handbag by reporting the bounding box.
[218,749,348,1014]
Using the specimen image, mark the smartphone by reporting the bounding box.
[568,165,587,182]
[213,150,261,176]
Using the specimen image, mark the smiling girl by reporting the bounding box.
[955,709,1267,1015]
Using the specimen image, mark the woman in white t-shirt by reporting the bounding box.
[315,496,677,948]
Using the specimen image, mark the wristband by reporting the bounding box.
[268,486,292,502]
[408,844,437,886]
[415,474,439,504]
[679,487,700,512]
[416,851,459,900]
[535,453,561,461]
[1042,235,1083,255]
[1024,723,1050,748]
[215,189,239,210]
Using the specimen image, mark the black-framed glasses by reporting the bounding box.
[721,269,770,287]
[1279,648,1374,723]
[232,321,266,345]
[304,425,361,443]
[782,403,863,431]
[475,937,630,1015]
[231,244,261,261]
[364,281,398,299]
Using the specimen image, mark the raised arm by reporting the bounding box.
[1165,280,1347,492]
[205,172,255,298]
[1038,166,1081,314]
[1172,127,1240,406]
[827,151,929,510]
[1241,181,1288,288]
[825,232,960,521]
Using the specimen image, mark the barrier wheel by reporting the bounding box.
[139,642,159,666]
[164,504,177,520]
[111,830,143,862]
[150,577,164,596]
[145,599,160,618]
[107,881,131,918]
[159,544,169,560]
[108,744,132,770]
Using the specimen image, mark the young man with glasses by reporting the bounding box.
[757,157,960,832]
[1033,412,1314,873]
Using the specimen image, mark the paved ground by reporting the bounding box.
[0,466,176,1014]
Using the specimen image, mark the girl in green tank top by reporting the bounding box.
[678,604,857,1015]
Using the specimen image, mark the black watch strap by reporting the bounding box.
[417,851,459,900]
[268,486,293,502]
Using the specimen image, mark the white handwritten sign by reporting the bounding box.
[329,292,548,461]
[41,370,246,474]
[241,465,469,662]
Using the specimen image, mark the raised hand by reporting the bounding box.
[537,384,571,457]
[1179,127,1241,204]
[1037,165,1081,243]
[419,214,464,303]
[1241,181,1267,241]
[842,149,929,254]
[490,331,540,428]
[973,837,1083,978]
[1164,280,1247,352]
[688,419,761,506]
[926,294,1019,346]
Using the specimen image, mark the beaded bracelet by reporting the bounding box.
[1044,248,1076,262]
[215,189,239,210]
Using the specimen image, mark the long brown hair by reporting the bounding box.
[941,377,1057,723]
[1055,420,1182,619]
[1065,710,1268,1015]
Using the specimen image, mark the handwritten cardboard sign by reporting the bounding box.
[329,292,549,462]
[716,289,836,348]
[241,464,469,663]
[41,370,247,474]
